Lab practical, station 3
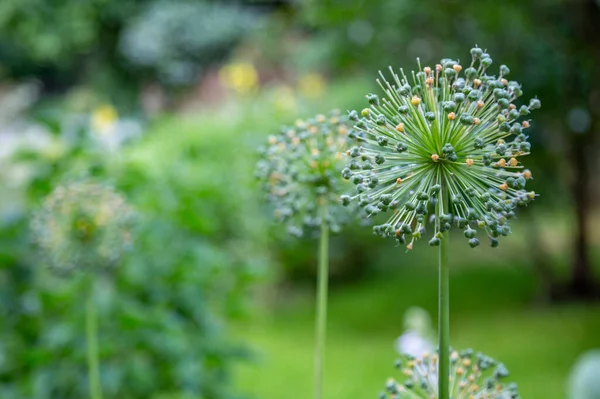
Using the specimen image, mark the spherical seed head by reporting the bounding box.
[381,350,519,399]
[31,181,135,276]
[256,110,354,237]
[345,46,540,249]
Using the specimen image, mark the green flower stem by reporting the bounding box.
[438,181,450,399]
[314,201,329,399]
[85,278,103,399]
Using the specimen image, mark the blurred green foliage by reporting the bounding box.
[0,112,268,398]
[0,0,260,107]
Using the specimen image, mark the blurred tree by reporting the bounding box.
[0,0,262,109]
[297,0,600,299]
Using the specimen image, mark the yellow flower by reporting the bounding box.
[297,73,326,99]
[91,105,118,135]
[218,62,258,94]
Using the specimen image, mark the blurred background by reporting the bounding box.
[1,0,599,398]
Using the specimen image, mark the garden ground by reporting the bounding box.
[233,259,600,399]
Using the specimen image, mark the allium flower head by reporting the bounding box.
[31,181,135,275]
[341,47,540,248]
[381,350,520,399]
[256,111,353,237]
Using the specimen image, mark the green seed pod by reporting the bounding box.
[367,93,380,105]
[469,238,480,248]
[398,84,412,97]
[429,237,441,246]
[468,89,482,101]
[465,67,478,79]
[443,101,457,112]
[529,98,541,110]
[453,93,465,103]
[377,136,389,147]
[396,142,408,153]
[471,47,483,58]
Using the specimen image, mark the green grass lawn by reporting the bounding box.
[232,257,600,399]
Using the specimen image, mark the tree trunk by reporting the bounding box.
[568,136,597,298]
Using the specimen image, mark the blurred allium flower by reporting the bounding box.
[395,307,435,357]
[382,350,519,399]
[341,47,541,249]
[256,111,353,237]
[31,181,135,275]
[569,350,600,399]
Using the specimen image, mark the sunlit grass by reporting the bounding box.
[232,260,600,399]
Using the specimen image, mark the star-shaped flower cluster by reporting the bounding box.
[341,47,540,249]
[256,111,353,237]
[381,350,520,399]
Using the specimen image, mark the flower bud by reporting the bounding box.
[465,67,478,79]
[529,98,541,110]
[397,105,409,114]
[470,47,483,59]
[398,84,411,96]
[469,238,480,248]
[429,237,441,246]
[367,93,380,105]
